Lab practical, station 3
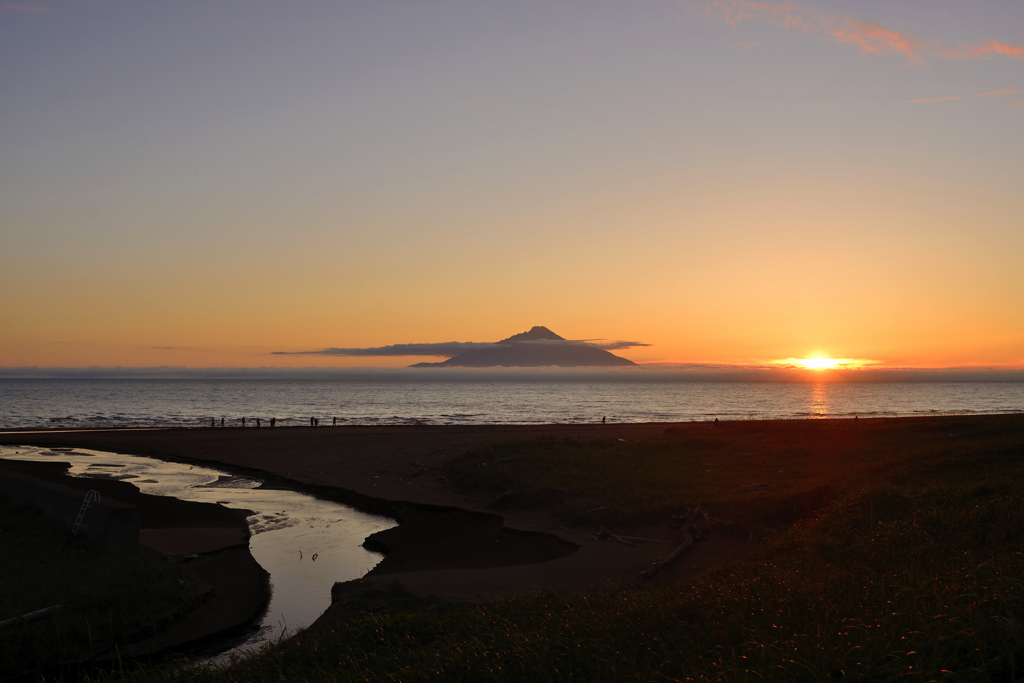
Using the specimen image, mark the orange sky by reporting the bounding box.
[1,0,1022,370]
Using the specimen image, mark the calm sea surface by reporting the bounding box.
[1,379,1022,429]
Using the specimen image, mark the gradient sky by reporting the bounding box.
[2,0,1022,369]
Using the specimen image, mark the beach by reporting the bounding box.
[5,414,1020,649]
[0,422,762,626]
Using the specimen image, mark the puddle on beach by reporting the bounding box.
[0,445,397,657]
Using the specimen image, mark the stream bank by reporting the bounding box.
[0,439,584,670]
[0,456,270,666]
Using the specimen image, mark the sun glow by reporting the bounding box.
[798,356,843,370]
[773,356,877,371]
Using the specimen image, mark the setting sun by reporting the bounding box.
[798,357,842,370]
[773,356,877,371]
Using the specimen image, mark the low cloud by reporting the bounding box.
[275,338,651,357]
[581,340,651,351]
[274,342,496,357]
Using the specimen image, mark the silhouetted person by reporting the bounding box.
[221,418,224,427]
[602,416,606,424]
[714,418,719,426]
[256,418,261,428]
[333,417,337,426]
[211,418,215,428]
[242,417,246,428]
[270,417,275,428]
[315,417,319,426]
[310,417,314,427]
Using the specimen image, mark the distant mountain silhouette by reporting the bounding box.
[500,326,565,342]
[411,326,636,368]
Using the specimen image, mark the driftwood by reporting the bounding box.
[637,534,693,583]
[0,605,59,630]
[593,526,636,546]
[637,506,712,583]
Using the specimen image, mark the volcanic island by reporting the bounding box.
[410,326,636,368]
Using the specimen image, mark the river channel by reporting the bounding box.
[0,445,396,656]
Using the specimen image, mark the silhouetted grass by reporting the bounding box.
[118,415,1024,682]
[0,499,205,681]
[444,415,1024,531]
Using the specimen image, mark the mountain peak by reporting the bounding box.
[501,326,565,343]
[411,325,636,367]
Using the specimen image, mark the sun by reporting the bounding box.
[771,355,879,371]
[794,356,843,370]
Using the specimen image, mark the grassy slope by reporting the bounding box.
[0,498,205,681]
[442,416,1017,530]
[122,415,1024,681]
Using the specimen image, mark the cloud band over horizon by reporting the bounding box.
[273,339,651,357]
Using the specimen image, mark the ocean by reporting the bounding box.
[1,379,1022,430]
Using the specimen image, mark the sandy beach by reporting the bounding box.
[0,423,761,625]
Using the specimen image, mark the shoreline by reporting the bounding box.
[6,416,1007,643]
[0,423,767,610]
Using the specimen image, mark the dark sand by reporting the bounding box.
[0,457,269,661]
[0,423,760,626]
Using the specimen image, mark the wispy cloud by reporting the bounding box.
[979,88,1021,97]
[906,96,959,104]
[0,1,52,14]
[707,0,1024,66]
[826,17,922,62]
[945,41,1024,61]
[706,0,924,63]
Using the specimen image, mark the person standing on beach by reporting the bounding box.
[242,417,246,427]
[333,417,337,426]
[211,418,215,428]
[270,417,275,428]
[256,418,261,428]
[221,418,224,427]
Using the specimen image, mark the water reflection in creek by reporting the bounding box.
[0,446,397,655]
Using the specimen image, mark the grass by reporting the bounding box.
[442,415,1024,531]
[110,414,1024,682]
[0,498,207,681]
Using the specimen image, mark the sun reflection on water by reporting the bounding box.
[808,382,830,418]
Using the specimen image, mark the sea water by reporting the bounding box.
[0,378,1019,428]
[1,379,1022,430]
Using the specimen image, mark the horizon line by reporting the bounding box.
[2,365,1024,382]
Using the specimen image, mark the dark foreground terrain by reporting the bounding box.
[3,414,1023,681]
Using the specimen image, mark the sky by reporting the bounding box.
[1,0,1022,371]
